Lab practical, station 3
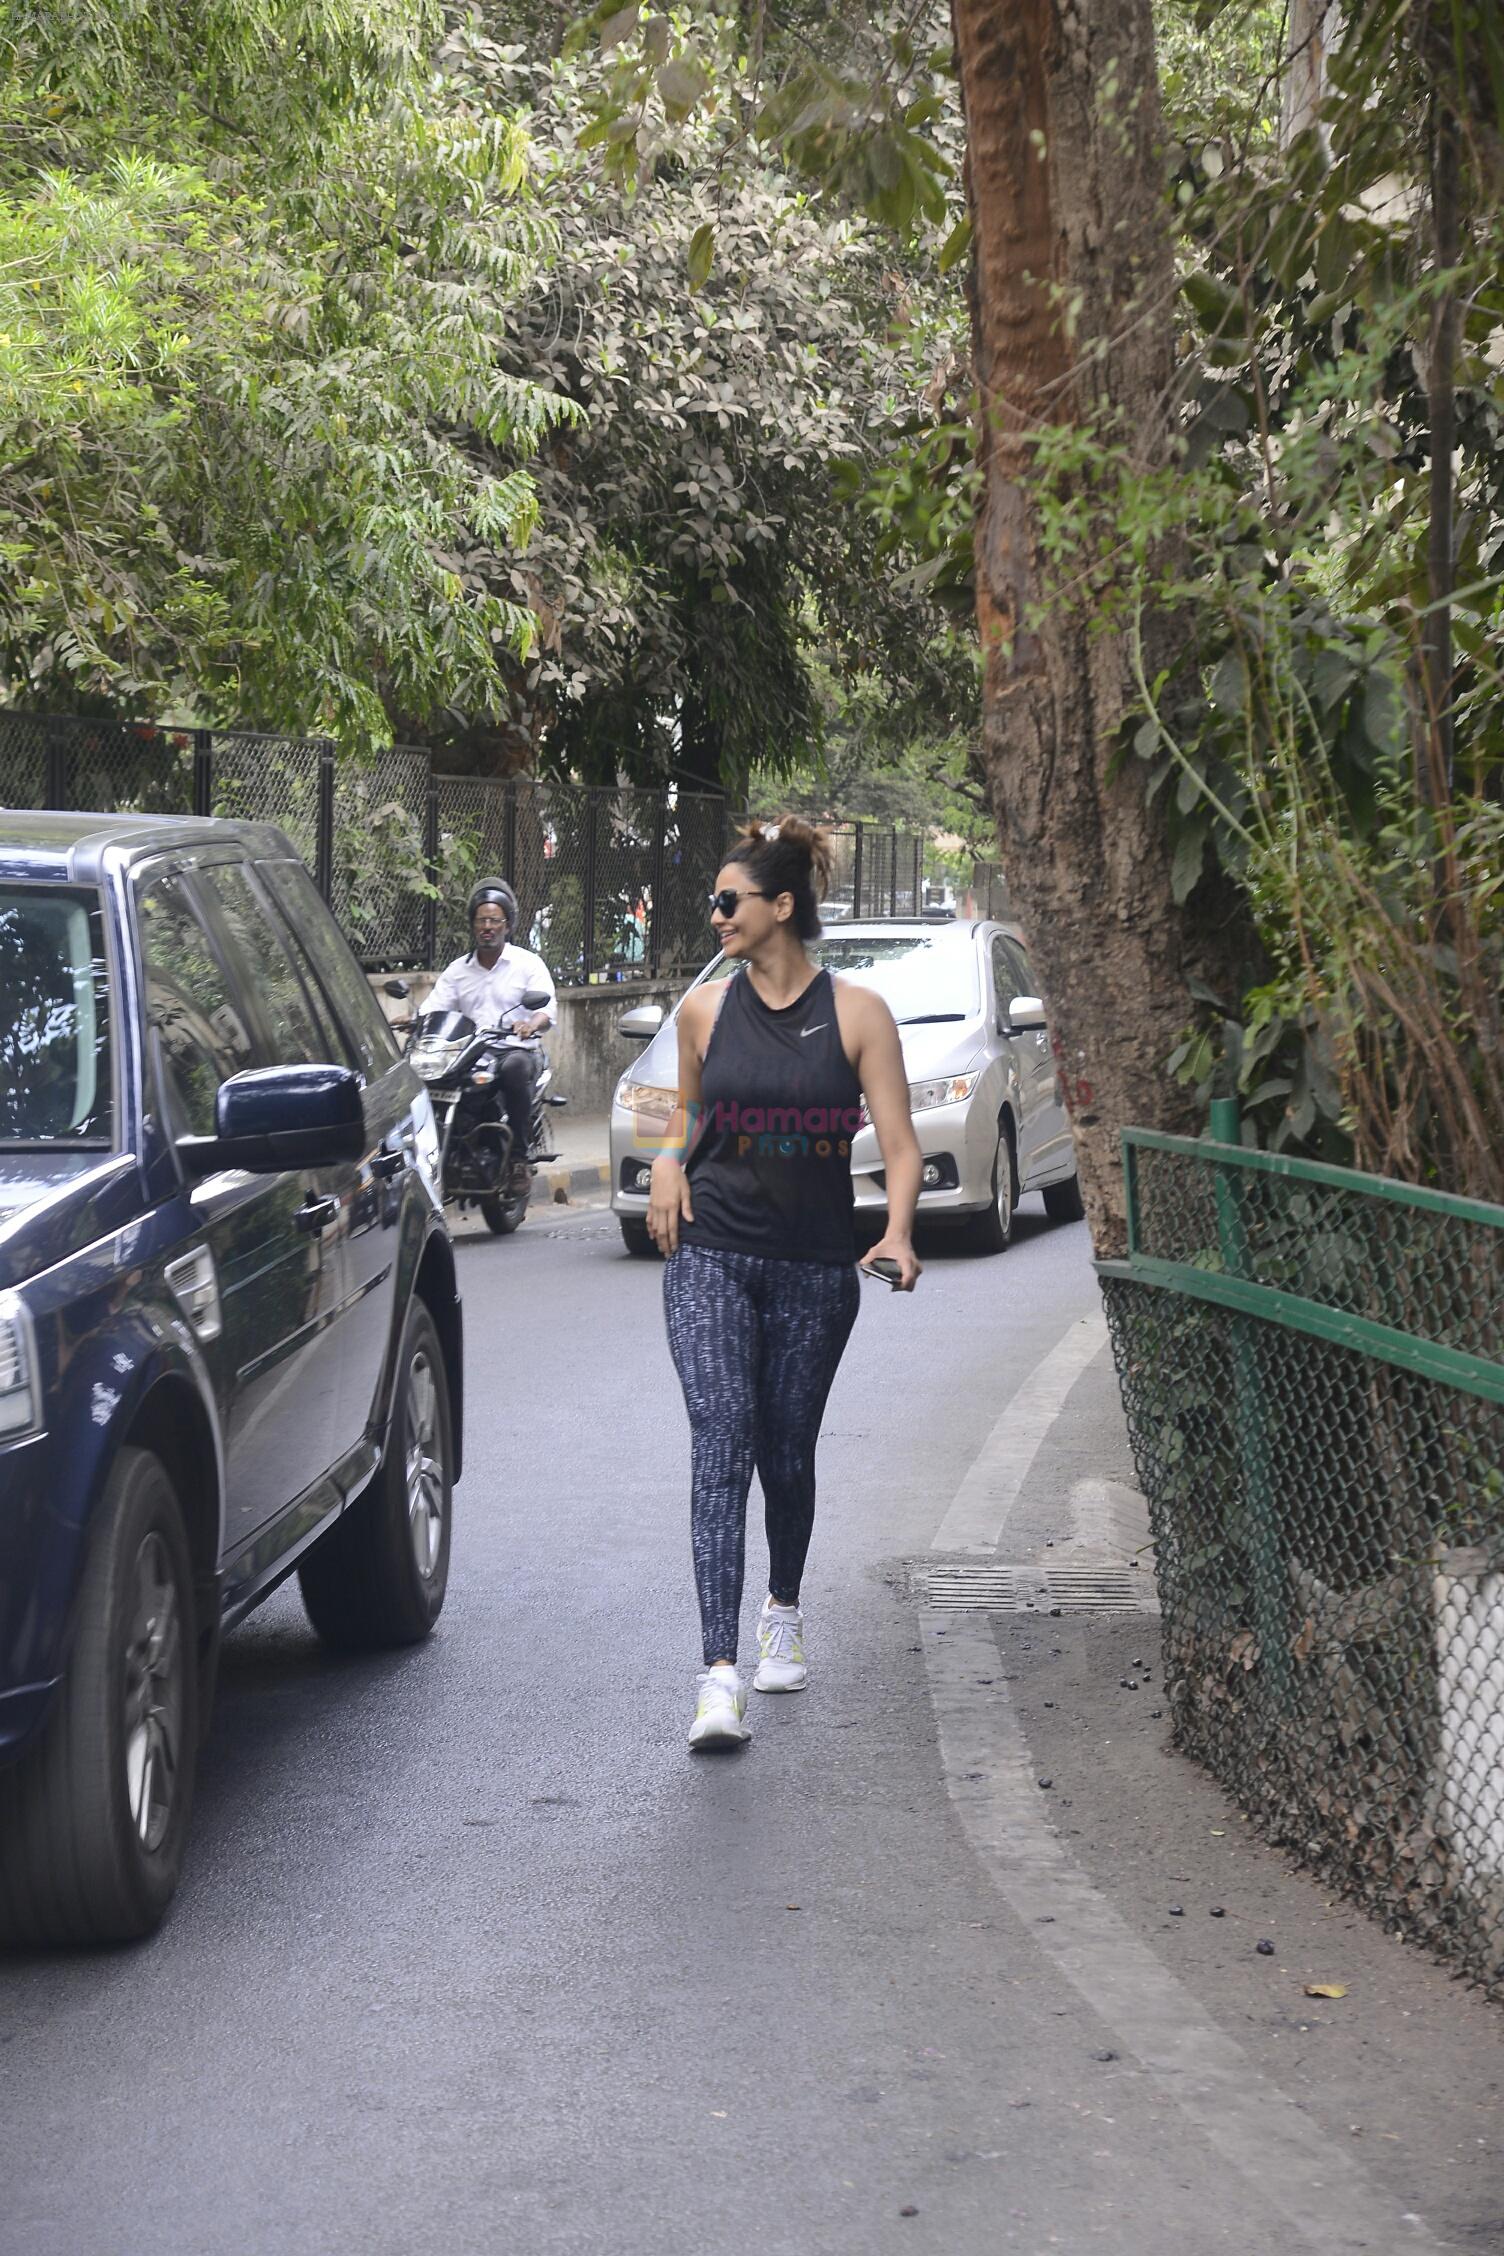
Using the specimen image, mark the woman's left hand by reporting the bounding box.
[863,1233,922,1291]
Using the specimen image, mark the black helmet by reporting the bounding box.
[467,879,517,936]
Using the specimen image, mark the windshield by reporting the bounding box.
[0,885,114,1147]
[809,931,980,1022]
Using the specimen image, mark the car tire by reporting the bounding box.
[1042,1171,1086,1223]
[479,1189,526,1235]
[619,1217,659,1259]
[967,1116,1018,1256]
[299,1299,454,1652]
[0,1447,199,1946]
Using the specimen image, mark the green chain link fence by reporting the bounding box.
[1099,1102,1504,1997]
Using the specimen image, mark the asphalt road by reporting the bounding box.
[2,1198,1501,2255]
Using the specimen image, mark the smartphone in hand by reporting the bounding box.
[860,1256,903,1290]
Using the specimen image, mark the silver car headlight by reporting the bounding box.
[908,1071,981,1112]
[617,1077,676,1110]
[0,1292,43,1442]
[617,1079,677,1125]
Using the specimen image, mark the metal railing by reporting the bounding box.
[0,713,736,981]
[1099,1099,1504,1996]
[0,711,1009,981]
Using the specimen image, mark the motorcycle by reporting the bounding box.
[404,990,567,1235]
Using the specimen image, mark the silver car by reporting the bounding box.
[609,917,1083,1256]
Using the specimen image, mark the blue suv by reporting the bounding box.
[0,813,463,1944]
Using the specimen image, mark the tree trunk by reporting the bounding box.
[1281,1,1337,149]
[1424,76,1460,808]
[951,0,1264,1258]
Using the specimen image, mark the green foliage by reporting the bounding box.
[4,0,975,812]
[0,0,573,743]
[751,660,990,852]
[1070,1,1504,1194]
[562,2,959,248]
[435,8,972,791]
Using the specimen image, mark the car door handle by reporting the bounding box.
[371,1148,404,1181]
[296,1195,340,1234]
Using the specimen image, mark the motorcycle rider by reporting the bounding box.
[426,880,557,1196]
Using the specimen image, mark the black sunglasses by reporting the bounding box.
[707,887,771,919]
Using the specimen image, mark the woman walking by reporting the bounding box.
[648,817,923,1750]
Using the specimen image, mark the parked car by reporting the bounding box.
[609,917,1083,1257]
[0,813,463,1945]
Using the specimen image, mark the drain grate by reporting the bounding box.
[921,1561,1159,1615]
[925,1564,1019,1609]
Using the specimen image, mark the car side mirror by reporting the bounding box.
[383,978,410,1000]
[618,1003,664,1041]
[1006,995,1048,1033]
[177,1065,366,1177]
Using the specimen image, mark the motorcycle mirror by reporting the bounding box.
[520,989,550,1012]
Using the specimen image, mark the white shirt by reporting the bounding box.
[427,942,558,1031]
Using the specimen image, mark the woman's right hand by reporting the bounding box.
[648,1155,694,1254]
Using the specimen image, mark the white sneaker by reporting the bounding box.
[688,1666,750,1749]
[753,1599,808,1693]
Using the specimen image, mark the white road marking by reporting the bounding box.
[923,1613,1446,2254]
[930,1311,1109,1552]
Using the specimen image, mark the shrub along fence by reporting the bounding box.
[1099,1099,1504,1996]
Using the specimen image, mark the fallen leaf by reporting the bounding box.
[1291,1614,1317,1666]
[1304,1983,1348,1999]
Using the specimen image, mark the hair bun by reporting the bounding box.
[727,813,835,937]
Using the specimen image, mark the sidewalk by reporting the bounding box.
[932,1328,1504,2248]
[529,1107,612,1208]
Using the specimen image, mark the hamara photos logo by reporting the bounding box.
[633,1098,863,1158]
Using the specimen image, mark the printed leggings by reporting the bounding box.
[664,1243,860,1666]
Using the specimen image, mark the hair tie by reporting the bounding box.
[764,822,781,842]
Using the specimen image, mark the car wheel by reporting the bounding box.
[967,1116,1017,1256]
[1042,1171,1086,1223]
[299,1299,454,1651]
[619,1217,659,1259]
[479,1188,526,1235]
[0,1447,199,1946]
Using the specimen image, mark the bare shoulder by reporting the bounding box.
[830,976,893,1035]
[677,982,718,1049]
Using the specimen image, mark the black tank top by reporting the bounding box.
[680,966,862,1264]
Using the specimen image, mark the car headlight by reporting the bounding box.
[617,1079,677,1120]
[908,1072,981,1112]
[617,1078,681,1156]
[0,1292,43,1442]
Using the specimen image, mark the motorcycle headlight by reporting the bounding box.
[908,1071,981,1113]
[411,1038,466,1077]
[0,1292,43,1442]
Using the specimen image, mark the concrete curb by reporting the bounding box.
[530,1156,611,1208]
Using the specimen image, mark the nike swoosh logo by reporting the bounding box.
[801,1023,828,1036]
